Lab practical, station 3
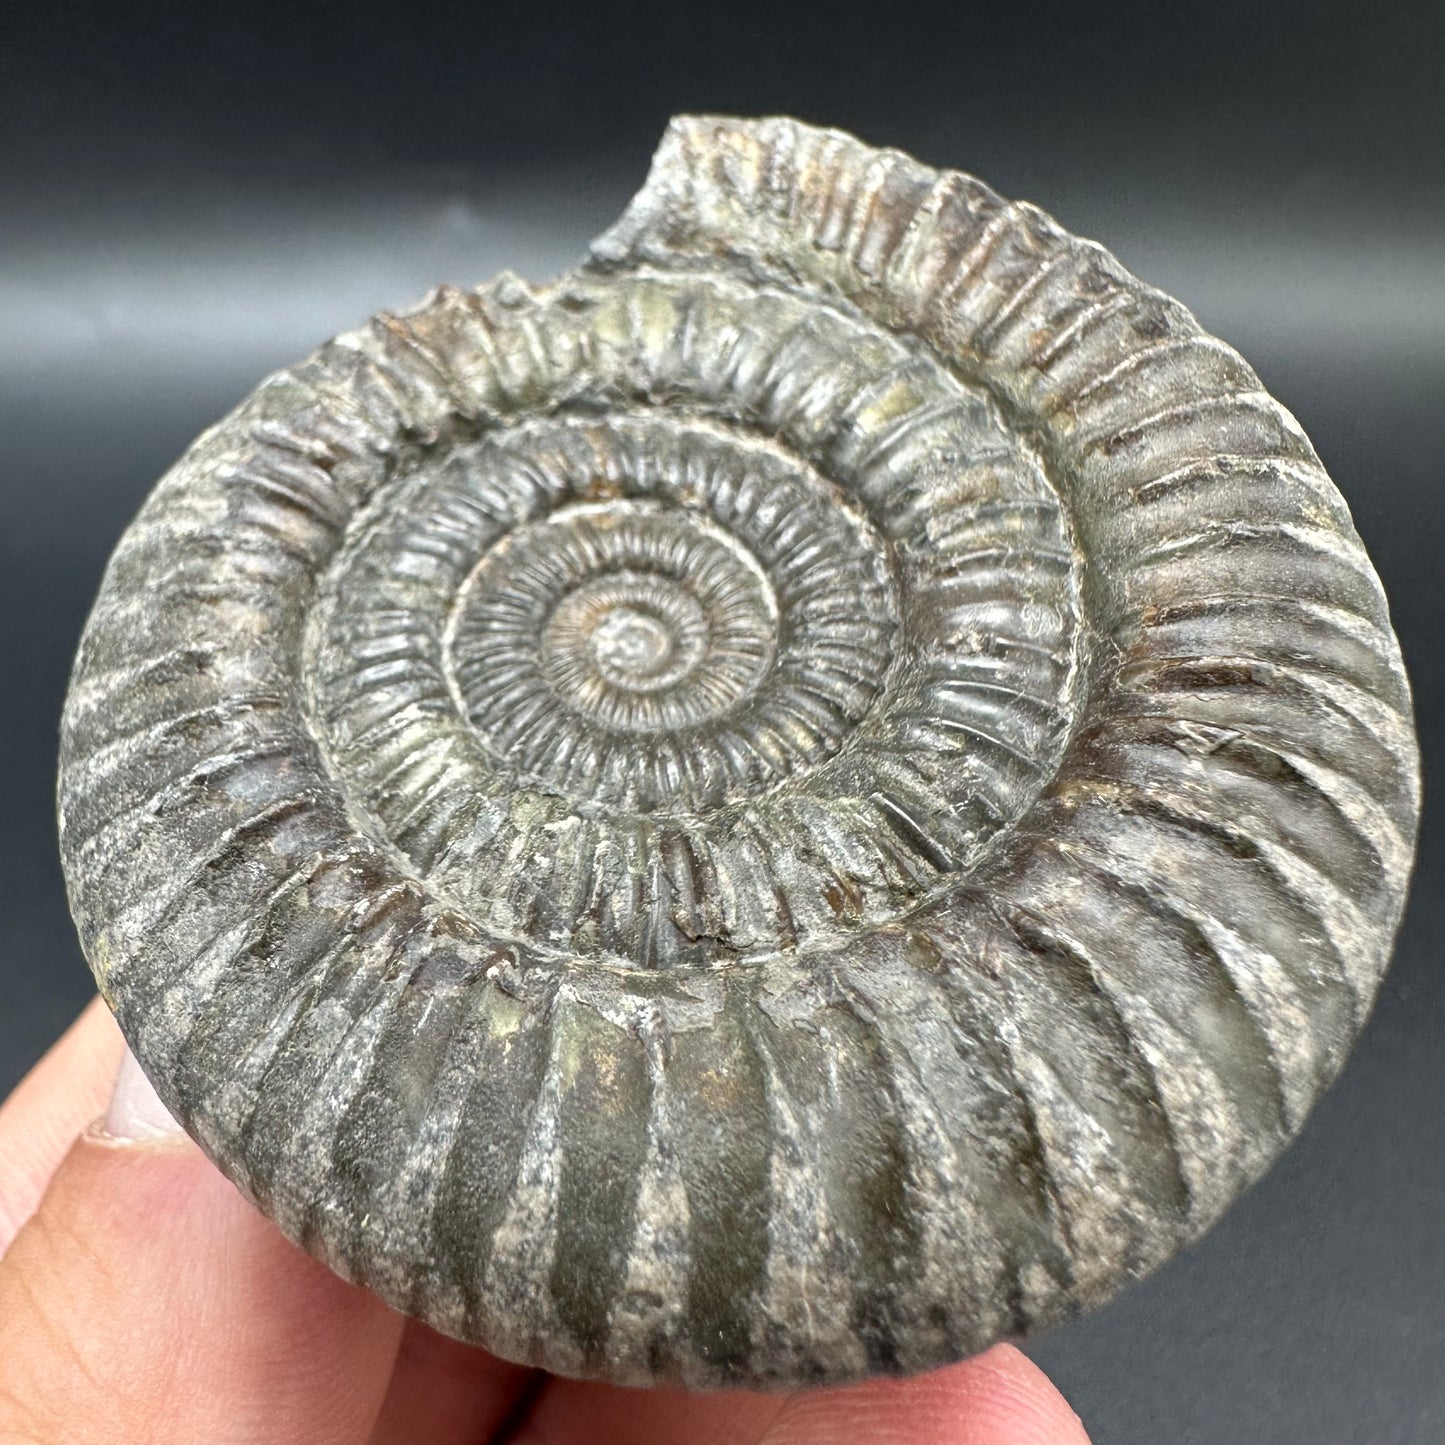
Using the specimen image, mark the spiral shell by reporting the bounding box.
[58,116,1419,1387]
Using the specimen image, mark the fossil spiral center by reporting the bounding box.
[590,606,677,681]
[468,500,780,742]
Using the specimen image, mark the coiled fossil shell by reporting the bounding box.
[59,116,1420,1388]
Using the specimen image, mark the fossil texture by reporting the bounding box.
[59,116,1419,1388]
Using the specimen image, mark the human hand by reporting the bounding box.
[0,1000,1092,1444]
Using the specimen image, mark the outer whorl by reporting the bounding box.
[58,116,1420,1388]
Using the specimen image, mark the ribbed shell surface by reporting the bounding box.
[58,116,1420,1388]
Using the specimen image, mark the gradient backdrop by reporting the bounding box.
[3,4,1441,1441]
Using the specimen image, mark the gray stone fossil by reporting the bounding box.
[58,115,1419,1388]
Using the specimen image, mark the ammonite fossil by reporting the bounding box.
[58,116,1420,1388]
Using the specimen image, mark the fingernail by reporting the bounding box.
[100,1049,186,1142]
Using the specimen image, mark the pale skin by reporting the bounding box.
[0,999,1092,1445]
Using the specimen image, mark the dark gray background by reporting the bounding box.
[2,3,1441,1440]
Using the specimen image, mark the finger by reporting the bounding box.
[367,1321,541,1445]
[0,996,126,1255]
[0,1051,406,1445]
[748,1346,1092,1445]
[509,1375,784,1445]
[510,1343,1091,1445]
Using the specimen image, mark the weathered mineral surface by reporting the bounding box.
[58,115,1419,1388]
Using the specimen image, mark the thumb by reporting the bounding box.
[0,1050,405,1445]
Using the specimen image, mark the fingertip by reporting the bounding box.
[96,1047,186,1143]
[0,1127,404,1444]
[0,998,128,1256]
[511,1344,1090,1445]
[941,1344,1092,1445]
[756,1345,1091,1445]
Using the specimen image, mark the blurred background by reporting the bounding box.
[2,2,1440,1439]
